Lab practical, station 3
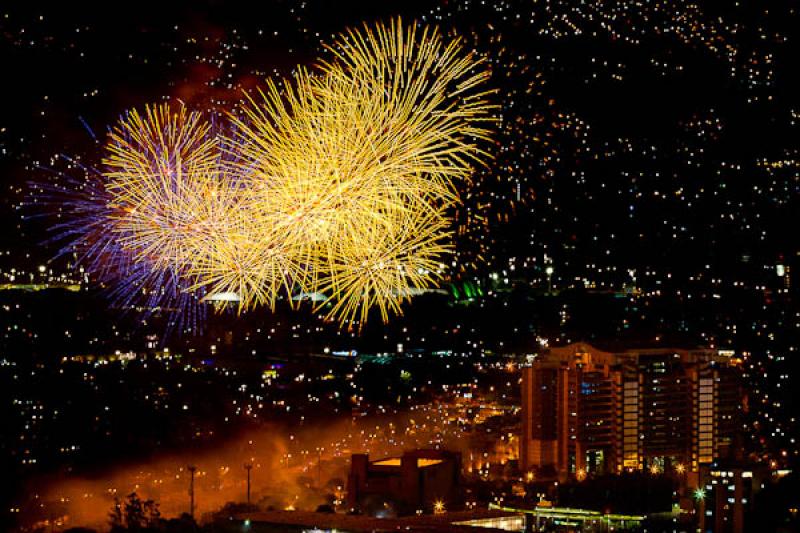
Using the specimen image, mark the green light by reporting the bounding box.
[694,488,706,501]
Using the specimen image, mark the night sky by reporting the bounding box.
[2,1,797,277]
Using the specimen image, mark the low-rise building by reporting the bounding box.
[347,449,462,516]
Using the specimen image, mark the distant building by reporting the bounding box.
[347,449,462,516]
[696,463,774,533]
[520,342,743,480]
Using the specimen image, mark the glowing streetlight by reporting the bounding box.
[545,265,554,293]
[693,487,706,501]
[433,500,446,514]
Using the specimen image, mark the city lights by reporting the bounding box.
[4,2,798,532]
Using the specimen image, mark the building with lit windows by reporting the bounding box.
[520,342,743,481]
[696,463,774,533]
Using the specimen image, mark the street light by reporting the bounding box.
[187,465,197,520]
[244,463,253,505]
[545,266,554,293]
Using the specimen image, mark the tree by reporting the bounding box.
[142,497,161,529]
[109,498,124,532]
[108,492,161,531]
[124,492,145,530]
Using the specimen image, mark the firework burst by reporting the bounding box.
[226,19,495,328]
[318,199,453,326]
[38,20,495,333]
[103,104,225,273]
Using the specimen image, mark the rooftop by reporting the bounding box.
[372,457,444,468]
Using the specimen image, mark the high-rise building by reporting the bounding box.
[520,342,743,481]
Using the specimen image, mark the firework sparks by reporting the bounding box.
[103,104,225,273]
[40,20,495,332]
[226,19,495,327]
[318,200,453,326]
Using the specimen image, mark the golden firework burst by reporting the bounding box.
[224,19,495,328]
[317,199,453,326]
[103,103,225,273]
[65,20,494,332]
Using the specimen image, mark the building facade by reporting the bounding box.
[520,342,743,480]
[347,449,462,516]
[697,464,772,533]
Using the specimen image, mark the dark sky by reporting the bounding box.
[0,1,430,259]
[1,0,798,275]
